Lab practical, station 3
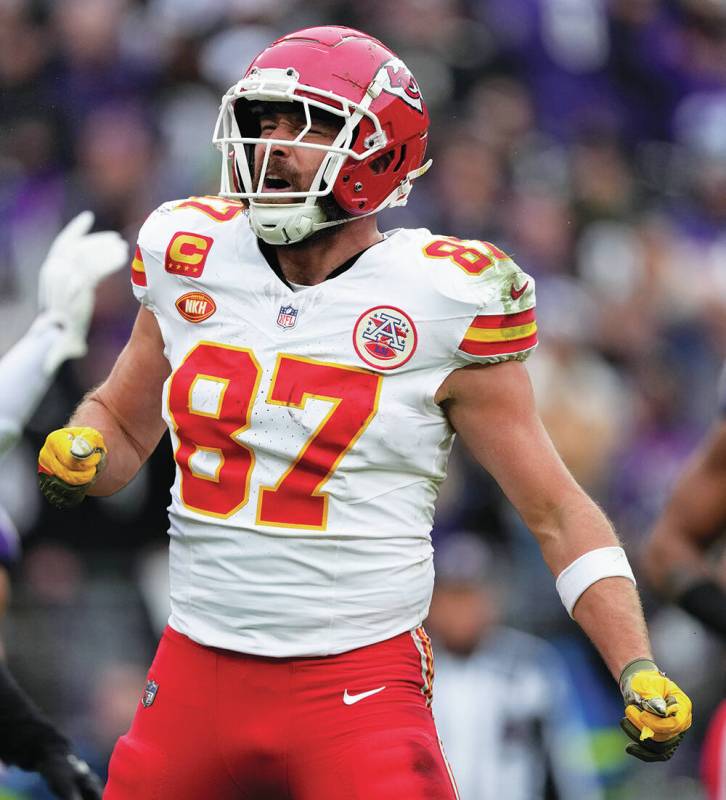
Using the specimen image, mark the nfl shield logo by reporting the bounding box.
[277,304,298,329]
[142,680,159,708]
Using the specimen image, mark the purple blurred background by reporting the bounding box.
[1,1,725,797]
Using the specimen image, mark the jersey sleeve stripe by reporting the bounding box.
[467,307,535,329]
[459,331,538,356]
[463,321,537,343]
[131,245,147,287]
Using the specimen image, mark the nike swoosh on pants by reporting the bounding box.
[343,686,386,705]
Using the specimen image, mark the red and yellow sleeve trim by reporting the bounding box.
[459,307,538,356]
[131,245,147,287]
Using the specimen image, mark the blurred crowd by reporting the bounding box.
[1,0,725,797]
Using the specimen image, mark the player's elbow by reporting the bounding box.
[521,488,619,571]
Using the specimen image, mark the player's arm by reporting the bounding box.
[437,360,647,675]
[436,360,692,760]
[644,418,726,638]
[72,305,169,495]
[38,307,169,506]
[0,320,63,456]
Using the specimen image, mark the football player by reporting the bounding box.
[643,380,726,798]
[0,211,127,798]
[38,27,692,799]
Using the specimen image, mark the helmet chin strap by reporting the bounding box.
[249,200,352,245]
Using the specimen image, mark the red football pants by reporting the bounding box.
[104,625,459,800]
[702,698,726,800]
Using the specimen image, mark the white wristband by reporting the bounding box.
[556,546,636,617]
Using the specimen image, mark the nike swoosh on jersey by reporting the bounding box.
[510,280,529,300]
[343,686,386,705]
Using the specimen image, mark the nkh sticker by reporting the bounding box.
[353,306,418,370]
[165,231,213,278]
[175,291,217,323]
[377,58,423,113]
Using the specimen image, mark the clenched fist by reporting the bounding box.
[619,659,692,762]
[38,427,107,509]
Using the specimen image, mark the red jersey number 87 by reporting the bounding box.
[167,343,382,528]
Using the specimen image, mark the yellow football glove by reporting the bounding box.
[38,427,107,509]
[619,658,692,762]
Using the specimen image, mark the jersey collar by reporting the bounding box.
[256,238,382,290]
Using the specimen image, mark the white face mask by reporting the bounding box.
[212,67,388,245]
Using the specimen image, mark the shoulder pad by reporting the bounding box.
[138,196,246,251]
[133,196,248,297]
[420,234,522,295]
[418,234,537,364]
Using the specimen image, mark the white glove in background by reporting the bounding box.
[0,212,128,458]
[37,211,129,374]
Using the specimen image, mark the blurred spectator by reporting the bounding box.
[527,276,634,494]
[50,0,159,126]
[422,130,505,238]
[608,355,708,546]
[427,532,603,800]
[503,189,574,276]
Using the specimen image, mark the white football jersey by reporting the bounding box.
[132,196,537,656]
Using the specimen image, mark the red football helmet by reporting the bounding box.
[212,26,431,244]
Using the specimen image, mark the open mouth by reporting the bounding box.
[262,176,292,192]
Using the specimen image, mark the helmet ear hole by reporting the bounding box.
[370,149,396,175]
[368,145,407,176]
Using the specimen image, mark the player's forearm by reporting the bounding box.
[0,317,64,457]
[530,493,652,679]
[526,488,620,576]
[39,308,168,503]
[572,577,652,680]
[68,390,151,495]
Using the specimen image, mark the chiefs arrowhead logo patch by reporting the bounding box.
[377,58,423,113]
[175,291,216,323]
